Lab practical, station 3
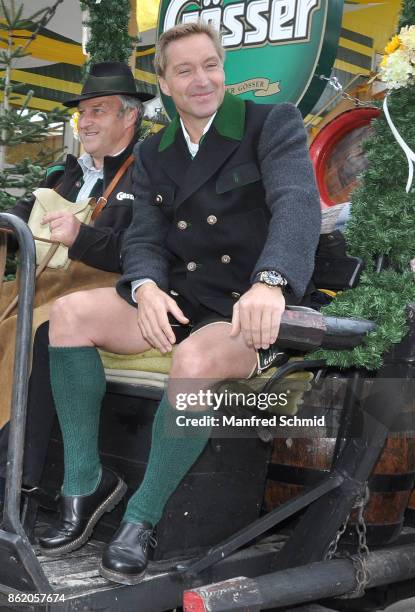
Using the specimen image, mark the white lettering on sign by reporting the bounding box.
[245,0,269,46]
[163,0,320,49]
[221,3,244,47]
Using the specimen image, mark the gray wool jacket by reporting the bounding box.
[117,93,321,316]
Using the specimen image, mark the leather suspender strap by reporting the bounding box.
[91,154,134,221]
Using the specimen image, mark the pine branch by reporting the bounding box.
[311,0,415,369]
[399,0,415,27]
[79,0,135,65]
[0,0,67,229]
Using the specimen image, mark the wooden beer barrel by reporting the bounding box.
[264,375,415,546]
[405,491,415,524]
[309,108,380,207]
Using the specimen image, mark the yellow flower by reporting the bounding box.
[380,55,389,68]
[384,35,401,56]
[70,110,80,140]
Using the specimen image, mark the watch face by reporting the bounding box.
[261,271,287,286]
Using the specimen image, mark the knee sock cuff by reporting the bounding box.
[48,345,105,497]
[48,346,101,355]
[49,346,106,388]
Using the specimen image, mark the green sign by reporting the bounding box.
[157,0,344,118]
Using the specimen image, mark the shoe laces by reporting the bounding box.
[138,529,157,551]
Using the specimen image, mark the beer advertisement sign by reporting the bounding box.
[157,0,344,118]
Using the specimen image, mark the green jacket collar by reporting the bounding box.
[158,92,245,152]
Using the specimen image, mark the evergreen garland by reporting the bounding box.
[79,0,135,64]
[399,0,415,28]
[0,1,67,278]
[313,18,415,369]
[345,88,415,272]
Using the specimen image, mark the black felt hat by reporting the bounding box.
[63,61,153,107]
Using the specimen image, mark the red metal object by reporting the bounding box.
[309,107,381,208]
[184,576,260,611]
[183,591,207,612]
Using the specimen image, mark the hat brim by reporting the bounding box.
[63,90,154,107]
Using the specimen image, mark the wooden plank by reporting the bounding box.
[34,537,173,598]
[39,552,102,579]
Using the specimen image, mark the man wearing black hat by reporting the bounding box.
[10,61,151,259]
[0,62,152,517]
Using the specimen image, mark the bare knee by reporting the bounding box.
[167,344,220,410]
[170,342,215,379]
[49,292,94,346]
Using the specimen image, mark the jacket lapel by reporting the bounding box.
[174,128,240,208]
[157,116,192,187]
[157,93,246,208]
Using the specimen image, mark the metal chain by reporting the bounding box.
[20,0,65,54]
[355,485,370,557]
[348,554,370,599]
[325,485,370,553]
[319,75,375,108]
[329,485,371,599]
[325,511,352,561]
[347,485,371,598]
[41,0,65,25]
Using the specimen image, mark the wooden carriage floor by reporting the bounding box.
[3,508,415,606]
[31,526,415,598]
[28,513,290,600]
[33,534,194,596]
[2,517,415,610]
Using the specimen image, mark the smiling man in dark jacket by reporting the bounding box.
[38,23,321,584]
[0,62,152,513]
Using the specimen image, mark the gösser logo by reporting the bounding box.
[164,0,320,47]
[157,0,344,118]
[116,192,134,201]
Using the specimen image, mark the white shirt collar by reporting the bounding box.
[180,114,216,158]
[77,152,102,174]
[77,146,127,174]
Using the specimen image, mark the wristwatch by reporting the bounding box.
[254,270,288,288]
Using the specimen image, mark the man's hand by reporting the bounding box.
[230,283,285,350]
[135,283,189,353]
[42,211,81,247]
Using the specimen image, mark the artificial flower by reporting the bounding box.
[70,110,80,140]
[399,25,415,53]
[384,34,401,56]
[379,26,415,89]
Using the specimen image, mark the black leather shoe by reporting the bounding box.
[38,468,127,556]
[100,521,157,585]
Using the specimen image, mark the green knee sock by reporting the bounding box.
[124,393,212,526]
[49,346,106,496]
